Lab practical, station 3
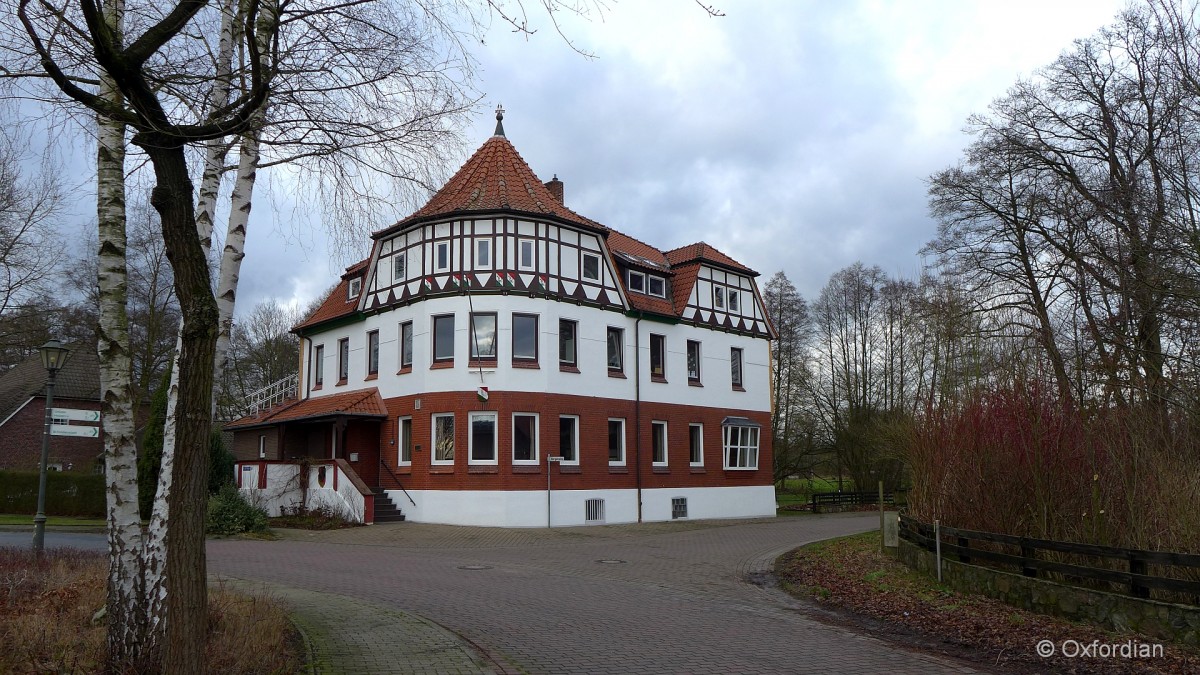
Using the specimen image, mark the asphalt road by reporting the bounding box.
[2,516,981,673]
[209,514,980,674]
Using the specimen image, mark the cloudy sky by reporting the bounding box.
[63,0,1131,314]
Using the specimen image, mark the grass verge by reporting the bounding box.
[0,513,107,527]
[776,532,1199,674]
[0,548,303,673]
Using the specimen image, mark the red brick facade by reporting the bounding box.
[0,397,104,472]
[377,390,771,492]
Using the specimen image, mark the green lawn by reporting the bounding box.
[775,477,847,515]
[0,514,106,527]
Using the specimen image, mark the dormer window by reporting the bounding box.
[582,253,600,281]
[476,239,492,268]
[348,277,362,300]
[647,275,666,298]
[627,270,645,293]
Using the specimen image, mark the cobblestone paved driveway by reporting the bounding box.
[209,513,980,674]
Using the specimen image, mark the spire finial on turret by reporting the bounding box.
[494,104,505,137]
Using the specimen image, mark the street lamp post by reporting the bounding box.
[32,339,70,555]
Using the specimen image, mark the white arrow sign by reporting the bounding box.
[51,408,101,423]
[51,424,100,438]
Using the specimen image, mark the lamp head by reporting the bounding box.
[39,340,70,374]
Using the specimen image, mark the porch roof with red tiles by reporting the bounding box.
[225,388,388,430]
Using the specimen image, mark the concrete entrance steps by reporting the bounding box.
[372,488,406,523]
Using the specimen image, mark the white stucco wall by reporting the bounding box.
[386,485,775,528]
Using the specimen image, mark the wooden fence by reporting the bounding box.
[899,515,1200,601]
[810,490,895,513]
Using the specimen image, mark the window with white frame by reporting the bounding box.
[476,239,491,268]
[258,434,266,459]
[627,270,645,293]
[651,421,668,466]
[607,327,624,373]
[469,411,497,464]
[512,313,538,363]
[558,415,579,464]
[650,333,666,379]
[400,321,413,368]
[518,238,535,270]
[313,344,324,387]
[432,414,455,464]
[581,253,600,281]
[689,423,704,466]
[647,275,666,298]
[433,314,454,363]
[393,253,405,281]
[608,418,625,465]
[367,330,379,376]
[348,277,362,300]
[558,319,577,367]
[723,422,759,470]
[513,413,539,464]
[398,417,412,465]
[729,290,739,312]
[435,241,450,272]
[337,338,349,382]
[470,312,497,360]
[686,340,701,383]
[714,286,724,309]
[731,347,744,388]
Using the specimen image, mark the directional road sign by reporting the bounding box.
[51,424,100,438]
[51,408,101,423]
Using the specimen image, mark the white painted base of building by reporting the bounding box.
[385,485,776,527]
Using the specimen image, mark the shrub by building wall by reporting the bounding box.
[0,470,105,517]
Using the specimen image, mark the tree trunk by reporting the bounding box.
[96,56,150,672]
[92,0,151,669]
[136,136,216,675]
[214,121,263,384]
[142,2,240,647]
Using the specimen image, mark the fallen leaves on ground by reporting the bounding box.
[776,532,1199,674]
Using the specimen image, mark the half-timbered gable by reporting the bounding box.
[233,110,777,527]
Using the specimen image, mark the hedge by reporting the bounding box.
[0,470,106,517]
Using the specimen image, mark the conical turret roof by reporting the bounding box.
[376,130,606,238]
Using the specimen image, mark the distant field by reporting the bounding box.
[775,477,846,512]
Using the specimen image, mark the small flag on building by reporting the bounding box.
[537,274,549,291]
[423,277,434,291]
[476,386,489,402]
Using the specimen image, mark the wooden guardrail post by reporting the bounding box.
[1129,555,1150,598]
[1020,539,1037,578]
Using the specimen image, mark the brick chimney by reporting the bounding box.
[544,174,564,204]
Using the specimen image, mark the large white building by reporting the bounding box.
[229,112,777,527]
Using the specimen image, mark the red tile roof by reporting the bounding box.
[298,131,763,330]
[664,242,757,275]
[293,260,368,332]
[225,388,388,430]
[377,134,607,237]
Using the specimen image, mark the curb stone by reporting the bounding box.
[215,577,499,674]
